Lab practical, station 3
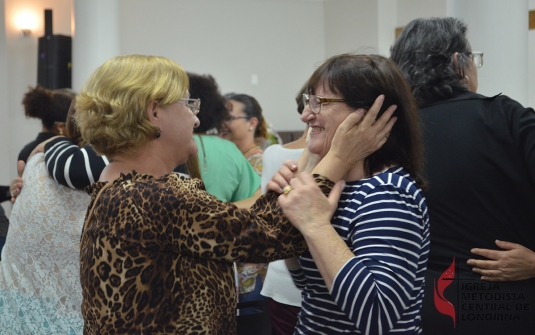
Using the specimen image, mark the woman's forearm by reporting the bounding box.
[300,224,354,290]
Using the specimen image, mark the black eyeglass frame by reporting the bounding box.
[225,114,251,122]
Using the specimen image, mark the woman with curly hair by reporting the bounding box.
[18,86,75,163]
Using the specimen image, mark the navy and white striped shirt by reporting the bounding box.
[290,166,430,335]
[44,138,109,190]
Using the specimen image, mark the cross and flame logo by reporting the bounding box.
[433,257,456,327]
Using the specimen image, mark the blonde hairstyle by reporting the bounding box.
[75,55,189,157]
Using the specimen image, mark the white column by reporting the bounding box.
[447,0,529,106]
[72,0,120,91]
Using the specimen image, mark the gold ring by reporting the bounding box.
[10,192,14,198]
[283,185,293,195]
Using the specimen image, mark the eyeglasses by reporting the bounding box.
[302,93,348,114]
[179,98,201,115]
[469,51,484,68]
[225,114,250,122]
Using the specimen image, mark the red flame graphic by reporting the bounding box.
[434,257,456,327]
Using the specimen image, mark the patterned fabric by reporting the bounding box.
[290,166,430,334]
[44,137,109,190]
[0,153,88,334]
[80,171,324,334]
[237,151,267,295]
[245,151,263,177]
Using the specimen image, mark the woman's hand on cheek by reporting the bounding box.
[266,160,298,193]
[278,172,344,235]
[329,94,397,166]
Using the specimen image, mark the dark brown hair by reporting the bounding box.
[22,85,75,131]
[187,72,229,133]
[308,54,425,187]
[224,93,268,140]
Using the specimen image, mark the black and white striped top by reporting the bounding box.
[44,137,108,190]
[290,166,430,335]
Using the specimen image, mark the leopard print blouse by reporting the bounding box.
[80,171,333,334]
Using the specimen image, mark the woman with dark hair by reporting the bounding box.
[270,54,429,334]
[390,17,535,334]
[18,86,75,163]
[188,73,261,202]
[220,93,268,175]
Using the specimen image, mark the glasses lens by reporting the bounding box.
[302,94,309,109]
[309,95,320,113]
[471,52,483,68]
[192,99,200,114]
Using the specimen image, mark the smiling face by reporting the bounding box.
[300,83,354,159]
[219,100,254,144]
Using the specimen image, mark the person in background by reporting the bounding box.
[260,82,308,335]
[221,93,268,175]
[73,54,393,334]
[18,86,75,163]
[0,100,91,334]
[270,54,428,334]
[187,73,261,202]
[390,17,535,334]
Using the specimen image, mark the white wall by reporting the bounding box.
[324,0,378,56]
[2,0,534,216]
[397,0,447,26]
[119,0,325,133]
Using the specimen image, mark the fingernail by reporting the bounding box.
[355,108,364,115]
[291,164,297,170]
[378,94,385,102]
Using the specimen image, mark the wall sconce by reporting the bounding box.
[16,12,37,37]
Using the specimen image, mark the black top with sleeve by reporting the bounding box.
[44,137,108,190]
[44,137,190,190]
[420,91,535,334]
[18,132,57,163]
[0,186,10,203]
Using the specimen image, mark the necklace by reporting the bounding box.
[199,135,208,172]
[242,145,261,158]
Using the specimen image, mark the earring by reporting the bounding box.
[465,75,469,82]
[156,129,161,138]
[59,129,63,135]
[249,127,253,131]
